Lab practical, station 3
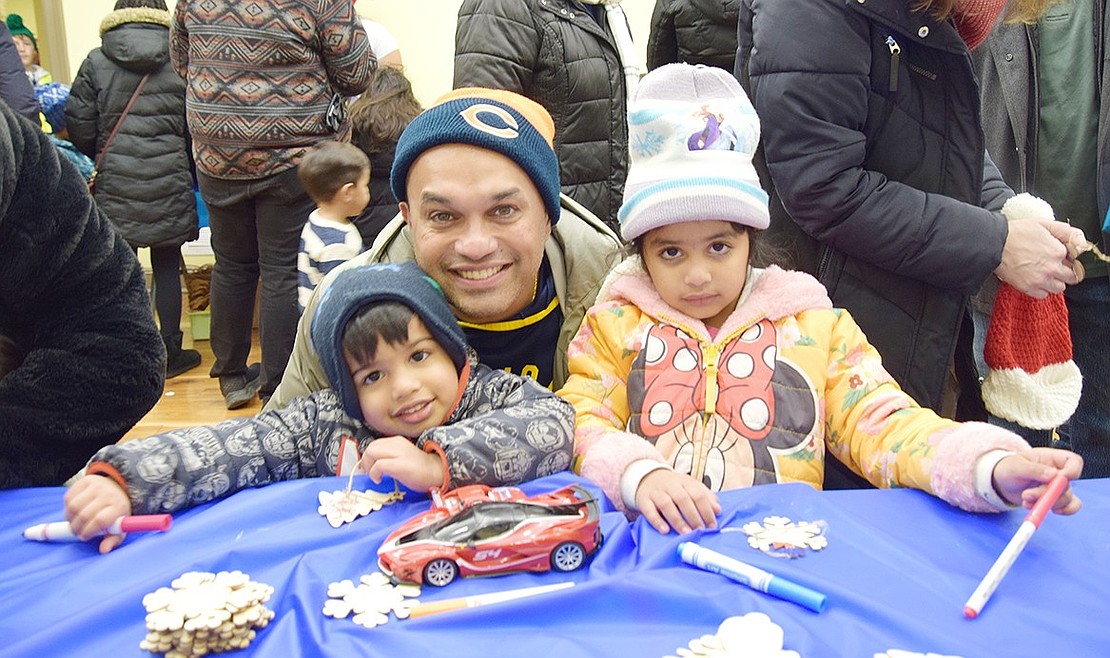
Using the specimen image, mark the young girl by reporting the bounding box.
[66,262,575,553]
[559,64,1083,535]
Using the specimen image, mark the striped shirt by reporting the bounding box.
[298,210,363,313]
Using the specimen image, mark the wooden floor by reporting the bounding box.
[122,330,263,441]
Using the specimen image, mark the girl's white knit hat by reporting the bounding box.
[618,63,769,242]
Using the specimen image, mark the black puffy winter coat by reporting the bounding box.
[66,8,197,249]
[737,0,1013,413]
[454,0,629,232]
[647,0,741,71]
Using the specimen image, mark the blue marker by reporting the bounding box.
[678,541,828,613]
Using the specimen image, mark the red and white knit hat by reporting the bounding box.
[981,194,1082,429]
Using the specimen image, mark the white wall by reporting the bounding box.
[56,0,655,105]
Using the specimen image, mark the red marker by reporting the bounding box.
[22,514,172,542]
[963,474,1069,619]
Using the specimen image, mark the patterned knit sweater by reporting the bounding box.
[170,0,374,179]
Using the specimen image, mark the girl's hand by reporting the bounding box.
[635,469,721,534]
[992,447,1084,515]
[359,436,445,492]
[63,475,133,554]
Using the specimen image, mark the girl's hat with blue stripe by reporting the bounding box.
[619,63,769,242]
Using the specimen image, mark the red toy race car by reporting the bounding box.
[377,484,602,587]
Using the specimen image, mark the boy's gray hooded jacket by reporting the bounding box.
[87,347,574,514]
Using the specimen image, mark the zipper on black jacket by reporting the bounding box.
[886,36,901,92]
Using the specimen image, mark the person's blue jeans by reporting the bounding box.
[197,167,314,399]
[973,277,1109,477]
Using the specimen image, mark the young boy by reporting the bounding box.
[65,262,576,553]
[297,141,371,313]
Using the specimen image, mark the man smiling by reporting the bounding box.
[268,88,621,409]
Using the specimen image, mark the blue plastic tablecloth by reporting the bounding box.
[1,473,1107,657]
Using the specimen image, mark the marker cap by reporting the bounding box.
[767,575,828,613]
[119,514,173,533]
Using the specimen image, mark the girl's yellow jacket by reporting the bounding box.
[560,260,1029,515]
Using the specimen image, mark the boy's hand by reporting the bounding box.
[359,436,444,492]
[635,470,721,535]
[64,475,133,554]
[992,447,1084,515]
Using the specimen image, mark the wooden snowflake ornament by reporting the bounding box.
[322,572,421,628]
[742,516,828,558]
[317,488,404,528]
[139,570,274,657]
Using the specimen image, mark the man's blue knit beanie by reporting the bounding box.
[390,87,562,224]
[310,262,468,422]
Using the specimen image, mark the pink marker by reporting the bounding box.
[963,474,1069,619]
[22,514,172,542]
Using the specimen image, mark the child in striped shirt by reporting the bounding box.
[297,141,371,313]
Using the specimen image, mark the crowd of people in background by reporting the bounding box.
[0,0,1105,531]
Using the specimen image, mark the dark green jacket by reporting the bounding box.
[974,5,1110,279]
[647,0,742,71]
[454,0,629,232]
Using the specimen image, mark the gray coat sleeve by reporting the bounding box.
[419,360,574,488]
[981,150,1014,213]
[87,390,369,514]
[0,24,39,123]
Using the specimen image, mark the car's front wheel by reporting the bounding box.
[423,558,458,587]
[550,542,586,572]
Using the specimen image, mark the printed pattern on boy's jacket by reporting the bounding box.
[561,260,1031,514]
[87,350,575,514]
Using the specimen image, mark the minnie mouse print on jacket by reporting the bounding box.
[560,258,1031,515]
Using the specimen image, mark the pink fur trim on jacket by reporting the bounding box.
[929,422,1030,512]
[598,260,832,340]
[577,425,667,514]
